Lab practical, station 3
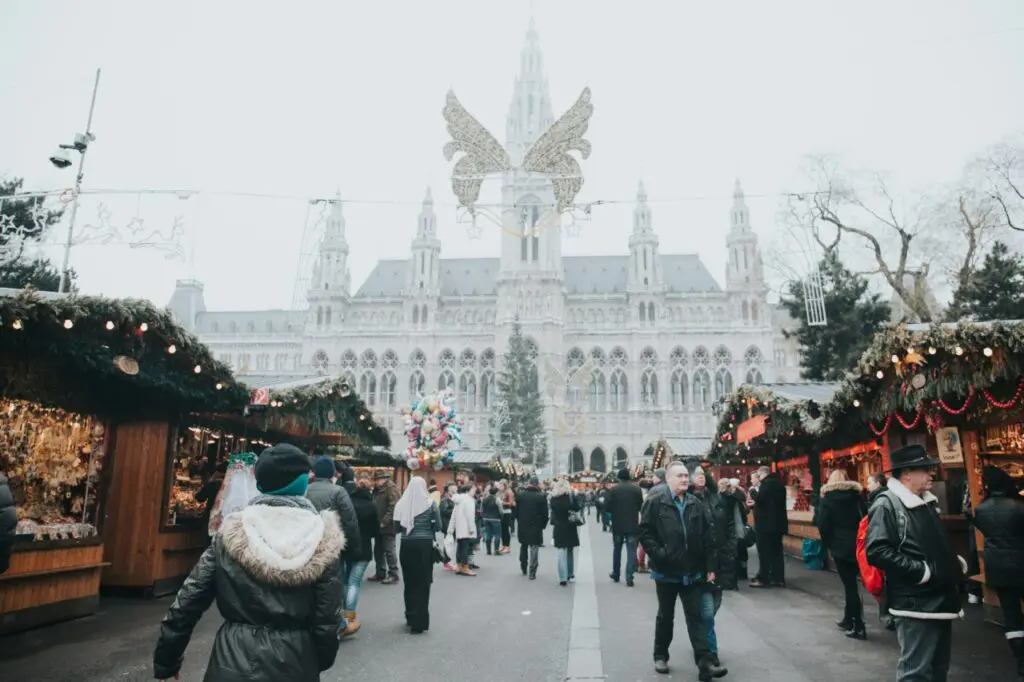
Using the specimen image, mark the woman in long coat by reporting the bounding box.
[549,478,581,586]
[815,469,867,639]
[711,478,741,590]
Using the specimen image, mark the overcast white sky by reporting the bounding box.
[1,0,1022,311]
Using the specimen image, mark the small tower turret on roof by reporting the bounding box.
[628,179,662,300]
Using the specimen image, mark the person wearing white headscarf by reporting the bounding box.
[393,477,442,634]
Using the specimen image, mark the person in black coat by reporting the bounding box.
[970,466,1024,677]
[516,477,549,580]
[0,473,16,575]
[306,457,362,573]
[342,478,379,636]
[606,468,645,586]
[710,478,742,590]
[815,470,867,638]
[154,444,343,682]
[750,465,788,588]
[549,479,581,586]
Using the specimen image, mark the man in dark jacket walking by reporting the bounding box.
[307,457,362,568]
[639,462,726,679]
[370,470,401,583]
[0,473,16,575]
[516,477,549,580]
[750,465,788,588]
[867,445,967,682]
[607,468,645,587]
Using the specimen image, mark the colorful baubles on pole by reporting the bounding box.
[402,388,464,471]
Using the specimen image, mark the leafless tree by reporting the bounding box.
[775,155,1004,323]
[976,137,1024,233]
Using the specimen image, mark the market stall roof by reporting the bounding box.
[665,437,715,458]
[762,382,844,405]
[258,376,391,448]
[853,318,1024,429]
[452,449,495,465]
[0,288,246,418]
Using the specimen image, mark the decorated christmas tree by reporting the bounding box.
[491,320,548,467]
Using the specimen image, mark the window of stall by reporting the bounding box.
[162,422,270,529]
[0,398,108,541]
[776,456,813,511]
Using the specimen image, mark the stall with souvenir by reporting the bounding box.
[0,288,243,633]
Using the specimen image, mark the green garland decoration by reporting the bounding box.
[0,289,246,417]
[264,377,391,448]
[708,384,872,462]
[854,321,1024,422]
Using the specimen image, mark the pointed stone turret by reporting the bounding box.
[407,186,441,295]
[628,179,661,297]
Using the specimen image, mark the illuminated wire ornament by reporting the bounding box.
[442,87,594,237]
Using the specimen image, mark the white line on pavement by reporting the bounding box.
[565,520,605,681]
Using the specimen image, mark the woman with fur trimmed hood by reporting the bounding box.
[153,444,344,681]
[815,469,868,639]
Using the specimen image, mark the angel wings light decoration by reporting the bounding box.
[442,87,594,236]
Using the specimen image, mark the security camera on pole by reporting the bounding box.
[51,68,101,294]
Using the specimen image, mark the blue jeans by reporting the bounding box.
[612,533,638,581]
[483,519,502,553]
[558,547,575,582]
[701,589,723,655]
[345,559,369,612]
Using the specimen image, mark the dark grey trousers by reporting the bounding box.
[519,544,540,575]
[895,617,952,682]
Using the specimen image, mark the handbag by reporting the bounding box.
[430,511,450,564]
[567,493,585,526]
[734,503,756,548]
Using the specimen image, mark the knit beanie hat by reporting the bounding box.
[312,456,336,480]
[339,462,355,484]
[617,468,631,481]
[256,443,311,494]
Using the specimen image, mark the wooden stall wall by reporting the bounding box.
[102,421,206,597]
[0,540,106,634]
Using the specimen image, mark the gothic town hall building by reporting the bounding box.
[167,21,801,475]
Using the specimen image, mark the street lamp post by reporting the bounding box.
[55,68,101,294]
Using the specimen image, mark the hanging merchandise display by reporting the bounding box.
[0,399,107,541]
[402,389,464,471]
[208,452,258,535]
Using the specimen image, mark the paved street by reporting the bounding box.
[1,515,1017,681]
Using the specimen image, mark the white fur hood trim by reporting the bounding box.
[220,504,345,587]
[887,477,939,510]
[821,480,863,495]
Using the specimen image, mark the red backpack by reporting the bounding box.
[856,515,884,600]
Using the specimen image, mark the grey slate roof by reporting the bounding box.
[354,254,721,298]
[758,382,842,405]
[665,437,715,458]
[452,449,496,465]
[194,309,298,334]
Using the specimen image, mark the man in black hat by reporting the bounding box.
[866,444,967,682]
[607,467,645,587]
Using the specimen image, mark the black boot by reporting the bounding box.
[845,619,867,640]
[835,618,853,631]
[698,657,728,680]
[1009,638,1024,680]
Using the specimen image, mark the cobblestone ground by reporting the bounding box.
[1,517,1016,681]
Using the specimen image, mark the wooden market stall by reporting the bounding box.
[854,320,1024,625]
[708,382,881,556]
[0,289,244,634]
[102,376,394,597]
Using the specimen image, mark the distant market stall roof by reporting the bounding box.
[0,288,246,418]
[665,437,715,459]
[251,375,392,448]
[709,382,866,462]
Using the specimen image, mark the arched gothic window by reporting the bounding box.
[380,371,397,408]
[312,349,328,375]
[409,370,425,400]
[714,368,733,399]
[671,370,688,408]
[459,371,477,409]
[693,369,711,410]
[610,369,628,412]
[589,372,607,411]
[590,447,607,473]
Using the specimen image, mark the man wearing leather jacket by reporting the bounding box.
[639,462,727,680]
[866,445,967,682]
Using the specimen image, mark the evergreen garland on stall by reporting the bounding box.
[264,377,391,448]
[0,290,245,417]
[852,320,1024,432]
